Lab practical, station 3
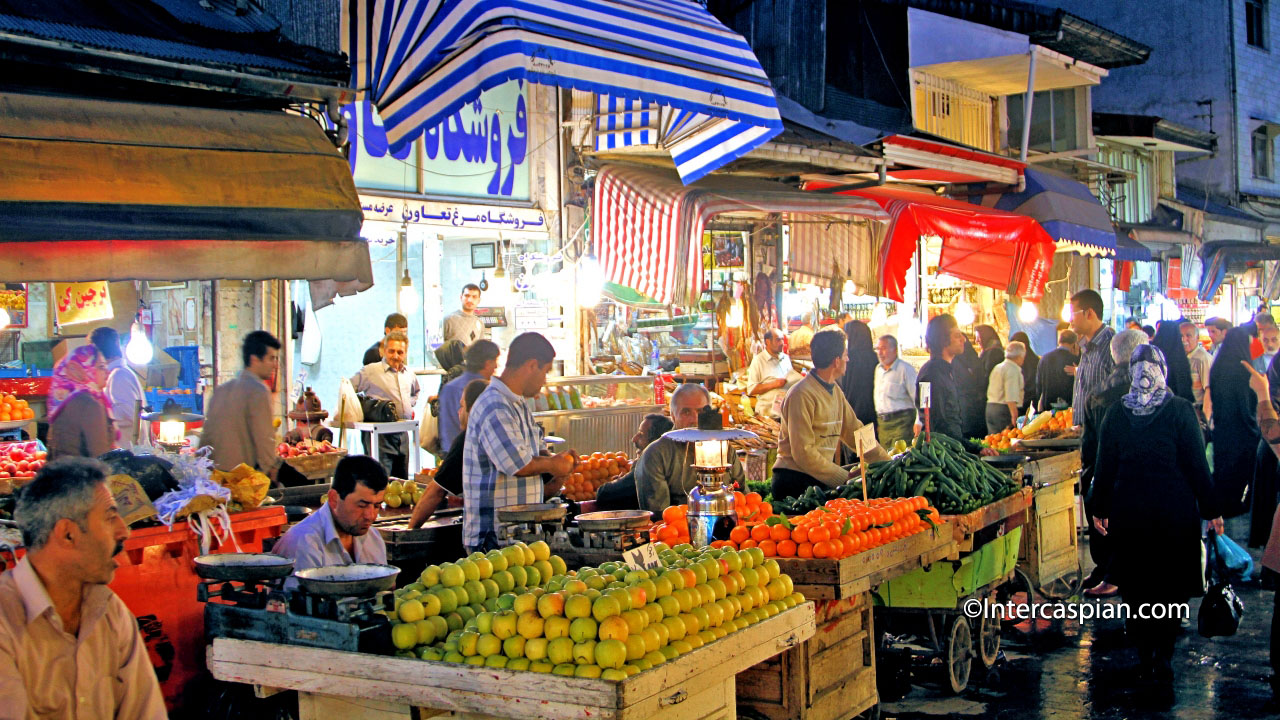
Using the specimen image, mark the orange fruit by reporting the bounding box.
[750,524,771,543]
[796,542,814,558]
[662,506,686,525]
[729,525,750,545]
[777,539,797,558]
[768,524,790,542]
[791,525,810,544]
[758,540,777,557]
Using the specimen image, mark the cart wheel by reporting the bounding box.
[945,616,973,694]
[975,611,1000,668]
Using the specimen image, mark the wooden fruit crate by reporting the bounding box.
[738,593,876,720]
[207,602,816,720]
[941,486,1032,553]
[774,523,956,600]
[1021,450,1081,588]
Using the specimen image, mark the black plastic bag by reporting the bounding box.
[1199,528,1245,638]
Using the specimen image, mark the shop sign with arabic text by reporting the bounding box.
[346,80,530,201]
[360,196,546,239]
[54,281,112,326]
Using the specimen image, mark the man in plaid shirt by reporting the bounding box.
[462,333,577,552]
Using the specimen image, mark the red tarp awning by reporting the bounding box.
[805,184,1056,302]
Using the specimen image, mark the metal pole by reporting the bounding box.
[1019,50,1038,163]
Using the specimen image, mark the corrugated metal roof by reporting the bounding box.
[149,0,281,34]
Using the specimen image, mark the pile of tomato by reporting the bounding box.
[713,496,937,560]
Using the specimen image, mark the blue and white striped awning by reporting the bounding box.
[346,0,784,184]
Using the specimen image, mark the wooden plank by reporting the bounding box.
[298,694,408,720]
[776,522,956,598]
[942,487,1032,538]
[209,603,816,720]
[617,676,736,720]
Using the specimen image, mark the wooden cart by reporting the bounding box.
[1018,450,1082,597]
[736,525,957,720]
[207,602,816,720]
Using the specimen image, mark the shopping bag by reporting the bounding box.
[1199,529,1245,638]
[419,408,441,454]
[336,378,363,427]
[1212,531,1254,584]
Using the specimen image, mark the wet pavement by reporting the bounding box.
[879,540,1278,719]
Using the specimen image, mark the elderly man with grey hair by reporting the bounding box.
[0,457,165,719]
[985,340,1027,433]
[633,383,746,517]
[1078,328,1149,597]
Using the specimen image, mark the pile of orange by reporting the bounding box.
[0,394,33,422]
[562,451,631,502]
[649,492,774,546]
[711,496,937,560]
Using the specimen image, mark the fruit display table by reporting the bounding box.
[772,521,958,601]
[206,601,816,720]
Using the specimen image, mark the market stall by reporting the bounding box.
[534,375,665,456]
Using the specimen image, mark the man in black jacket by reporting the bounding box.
[1036,330,1080,412]
[1080,328,1147,596]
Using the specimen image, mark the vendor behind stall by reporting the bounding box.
[595,413,673,511]
[747,328,799,419]
[273,455,389,587]
[462,332,577,554]
[633,389,734,515]
[771,328,891,500]
[0,457,165,719]
[200,331,283,483]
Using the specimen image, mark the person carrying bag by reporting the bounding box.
[1199,527,1246,638]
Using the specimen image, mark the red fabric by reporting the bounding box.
[805,184,1056,302]
[1253,336,1265,359]
[1167,258,1182,291]
[1116,260,1132,292]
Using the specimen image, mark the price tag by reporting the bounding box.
[623,543,663,572]
[854,424,877,456]
[918,382,931,409]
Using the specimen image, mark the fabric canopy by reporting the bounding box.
[969,167,1135,259]
[593,165,888,306]
[347,0,783,184]
[807,184,1056,302]
[1198,240,1280,300]
[0,92,371,288]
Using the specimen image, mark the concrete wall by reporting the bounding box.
[1048,0,1249,200]
[1232,0,1280,197]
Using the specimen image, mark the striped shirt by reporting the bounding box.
[462,377,545,551]
[1072,326,1116,421]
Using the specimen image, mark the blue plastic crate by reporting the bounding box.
[163,346,201,388]
[146,390,203,414]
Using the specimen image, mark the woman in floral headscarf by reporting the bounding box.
[47,345,113,460]
[1092,344,1222,700]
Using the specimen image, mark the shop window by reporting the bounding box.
[1254,126,1274,179]
[1006,88,1083,155]
[1095,143,1155,224]
[911,72,996,151]
[1247,0,1268,48]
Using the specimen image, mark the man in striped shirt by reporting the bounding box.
[462,333,577,553]
[1069,289,1116,423]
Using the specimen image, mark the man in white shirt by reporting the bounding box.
[1181,321,1213,412]
[747,328,799,418]
[90,327,145,446]
[350,331,420,480]
[985,341,1026,434]
[873,334,917,448]
[1256,324,1280,373]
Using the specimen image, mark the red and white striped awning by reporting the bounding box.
[592,165,888,306]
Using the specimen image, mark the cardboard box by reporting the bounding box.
[51,337,89,367]
[130,348,180,388]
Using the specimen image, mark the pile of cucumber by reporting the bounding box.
[855,433,1021,515]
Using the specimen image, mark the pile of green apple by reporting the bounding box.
[382,480,421,509]
[383,540,805,681]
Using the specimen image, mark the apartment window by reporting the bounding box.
[911,72,996,152]
[1095,143,1156,224]
[1254,126,1274,179]
[1247,0,1267,48]
[1006,89,1082,154]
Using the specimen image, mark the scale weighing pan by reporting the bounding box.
[498,503,568,524]
[575,510,652,531]
[294,563,400,596]
[194,553,294,582]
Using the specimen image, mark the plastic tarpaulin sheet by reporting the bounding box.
[809,184,1055,302]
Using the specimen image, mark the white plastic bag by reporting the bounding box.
[419,408,440,454]
[337,377,363,427]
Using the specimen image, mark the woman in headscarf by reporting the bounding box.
[1254,351,1280,547]
[954,335,988,439]
[1009,331,1039,413]
[1092,344,1220,700]
[434,340,467,390]
[974,325,1005,384]
[1208,327,1262,535]
[840,319,879,428]
[1152,319,1195,403]
[47,345,113,460]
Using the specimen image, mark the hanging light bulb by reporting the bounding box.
[1018,300,1039,323]
[954,299,975,326]
[577,254,604,307]
[125,321,153,365]
[398,269,416,314]
[726,300,744,328]
[0,306,9,329]
[1060,301,1073,323]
